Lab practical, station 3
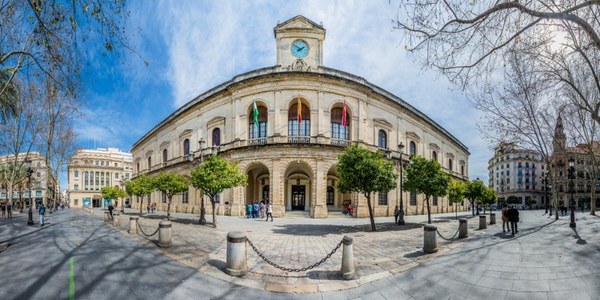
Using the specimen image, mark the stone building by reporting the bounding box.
[0,152,56,209]
[551,116,600,209]
[130,16,470,218]
[67,148,133,208]
[488,142,547,208]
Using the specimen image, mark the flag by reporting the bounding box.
[342,97,347,127]
[252,98,259,127]
[297,96,302,124]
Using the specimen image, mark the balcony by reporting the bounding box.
[331,138,350,147]
[288,136,311,143]
[249,137,268,146]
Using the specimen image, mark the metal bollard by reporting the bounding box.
[158,221,172,248]
[423,225,438,253]
[340,235,355,280]
[112,212,121,226]
[104,210,110,222]
[459,219,468,239]
[129,216,139,234]
[226,231,248,276]
[479,215,487,229]
[489,213,496,225]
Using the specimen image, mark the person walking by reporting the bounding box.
[39,204,46,226]
[394,206,400,225]
[246,202,252,218]
[507,205,519,235]
[265,202,273,222]
[253,202,259,218]
[259,201,265,219]
[146,203,150,214]
[6,203,12,219]
[501,203,509,233]
[108,203,114,219]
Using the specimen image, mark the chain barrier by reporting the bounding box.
[246,237,343,272]
[136,221,160,237]
[436,227,460,241]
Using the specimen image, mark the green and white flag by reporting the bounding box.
[253,98,259,127]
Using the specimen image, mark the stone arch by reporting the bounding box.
[283,159,315,212]
[247,100,269,140]
[244,162,270,205]
[325,163,349,211]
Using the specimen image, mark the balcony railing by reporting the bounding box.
[249,137,268,146]
[331,138,350,147]
[288,136,311,143]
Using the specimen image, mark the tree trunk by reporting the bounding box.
[421,199,425,215]
[211,197,217,228]
[425,196,431,224]
[590,179,596,216]
[455,203,458,220]
[365,193,376,231]
[140,197,144,215]
[471,199,475,216]
[166,197,171,220]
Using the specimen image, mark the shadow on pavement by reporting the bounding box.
[271,222,423,236]
[307,270,343,280]
[403,250,426,258]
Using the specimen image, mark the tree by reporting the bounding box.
[506,195,521,205]
[337,144,397,231]
[464,179,487,216]
[526,196,537,208]
[190,155,246,228]
[125,174,155,215]
[0,69,18,121]
[152,172,189,221]
[403,156,450,224]
[448,179,466,220]
[100,186,126,207]
[481,188,497,214]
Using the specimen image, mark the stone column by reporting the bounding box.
[489,213,496,225]
[458,219,468,239]
[129,216,139,234]
[340,236,355,280]
[226,231,248,276]
[423,224,438,253]
[312,159,328,218]
[479,215,487,230]
[158,221,172,248]
[104,210,110,222]
[112,212,121,227]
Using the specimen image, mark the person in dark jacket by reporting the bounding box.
[507,205,519,235]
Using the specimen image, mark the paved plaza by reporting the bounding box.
[0,208,599,299]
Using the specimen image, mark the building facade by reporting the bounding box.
[67,148,133,208]
[551,116,600,209]
[0,152,56,209]
[130,16,470,218]
[488,143,547,208]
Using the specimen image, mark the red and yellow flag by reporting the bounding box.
[297,96,302,124]
[342,97,347,127]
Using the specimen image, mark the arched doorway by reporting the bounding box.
[245,163,270,205]
[327,164,350,212]
[284,161,313,212]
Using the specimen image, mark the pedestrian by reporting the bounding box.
[7,203,12,219]
[1,203,5,219]
[246,202,252,218]
[501,203,509,233]
[265,201,273,222]
[39,204,46,226]
[108,203,114,219]
[146,203,150,214]
[347,203,354,216]
[394,206,400,224]
[507,205,519,235]
[259,201,265,219]
[253,202,259,218]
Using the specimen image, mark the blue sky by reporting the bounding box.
[73,0,492,187]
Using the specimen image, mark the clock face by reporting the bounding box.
[291,40,309,59]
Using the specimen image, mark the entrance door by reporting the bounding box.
[291,185,305,210]
[92,198,100,208]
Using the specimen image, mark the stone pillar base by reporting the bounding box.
[311,205,328,218]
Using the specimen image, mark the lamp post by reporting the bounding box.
[119,179,125,213]
[568,158,576,228]
[25,158,34,225]
[397,143,405,225]
[198,139,207,224]
[542,175,548,214]
[48,182,54,214]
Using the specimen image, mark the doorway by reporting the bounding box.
[291,185,305,210]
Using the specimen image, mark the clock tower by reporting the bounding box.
[274,15,326,71]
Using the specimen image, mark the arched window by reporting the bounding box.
[432,151,437,161]
[183,139,190,156]
[461,165,465,175]
[326,186,334,205]
[147,157,151,170]
[249,105,268,139]
[162,149,168,163]
[409,141,417,156]
[136,162,140,173]
[378,130,387,149]
[288,101,310,136]
[330,107,350,140]
[448,159,453,171]
[262,185,270,202]
[212,128,221,146]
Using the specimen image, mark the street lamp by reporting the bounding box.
[397,143,405,225]
[568,158,576,228]
[542,174,549,214]
[198,139,207,224]
[25,158,34,225]
[119,179,125,213]
[48,182,54,214]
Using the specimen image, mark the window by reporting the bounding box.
[507,171,510,176]
[378,192,388,205]
[183,139,190,156]
[74,171,79,178]
[214,193,221,204]
[432,151,437,161]
[115,162,118,167]
[162,192,167,203]
[330,107,350,140]
[326,186,334,205]
[147,157,152,170]
[137,163,140,173]
[409,141,416,156]
[36,191,42,197]
[115,173,119,179]
[163,148,168,163]
[288,101,310,136]
[84,172,89,190]
[460,165,464,175]
[74,184,79,191]
[377,130,387,149]
[262,185,270,201]
[249,106,268,139]
[448,159,453,171]
[410,192,417,205]
[212,128,221,146]
[433,196,438,206]
[182,191,189,204]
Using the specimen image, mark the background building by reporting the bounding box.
[131,16,470,218]
[67,148,133,208]
[0,152,56,209]
[488,143,546,208]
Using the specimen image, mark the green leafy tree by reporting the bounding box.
[506,195,521,205]
[525,196,537,208]
[403,156,450,224]
[464,179,487,216]
[125,174,155,215]
[152,172,189,220]
[100,186,127,207]
[481,188,497,214]
[448,179,466,220]
[190,155,247,228]
[337,144,397,231]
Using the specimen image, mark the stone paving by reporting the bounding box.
[94,208,485,293]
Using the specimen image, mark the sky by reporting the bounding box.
[71,0,492,188]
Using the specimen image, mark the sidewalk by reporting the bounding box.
[89,207,486,293]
